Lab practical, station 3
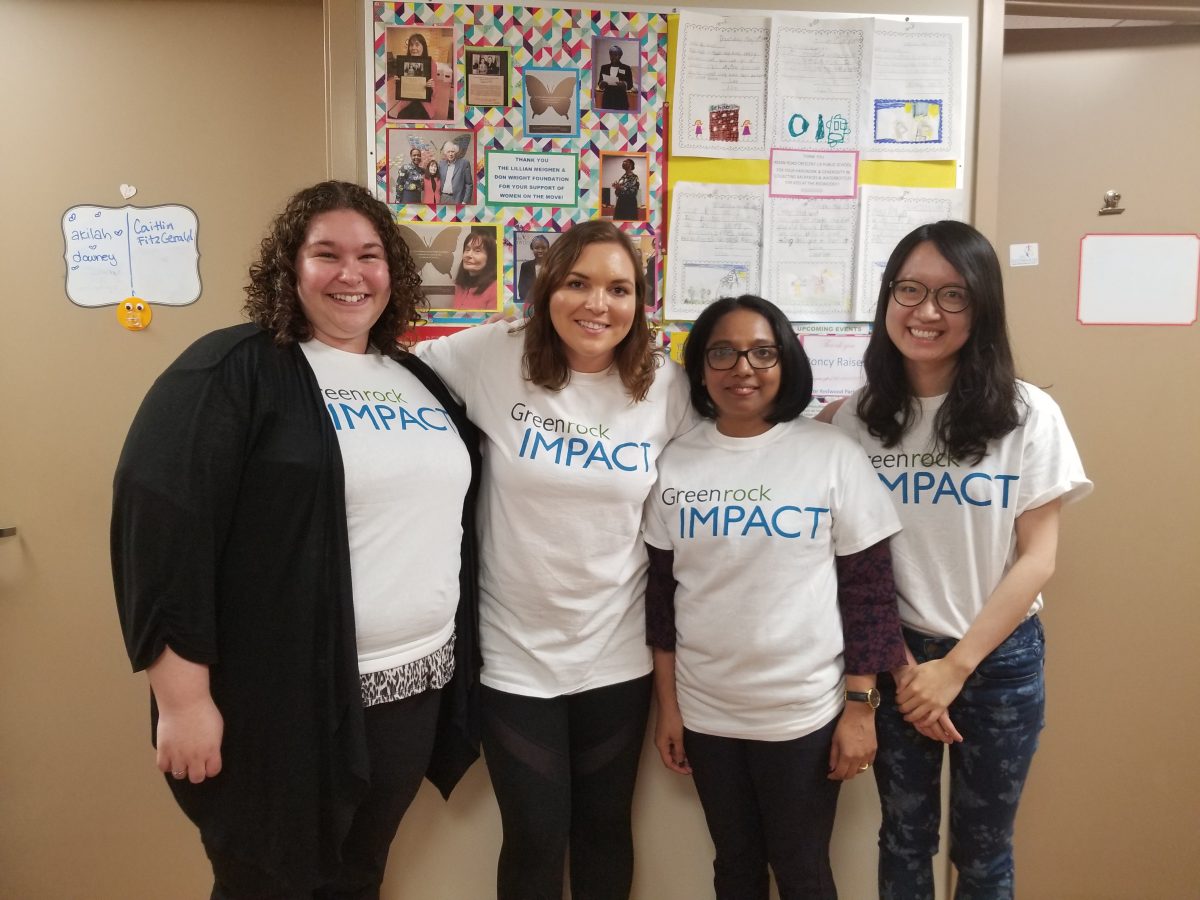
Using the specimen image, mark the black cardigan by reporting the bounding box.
[111,324,481,890]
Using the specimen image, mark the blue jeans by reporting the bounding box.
[875,616,1045,900]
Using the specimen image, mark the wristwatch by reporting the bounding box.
[845,688,881,709]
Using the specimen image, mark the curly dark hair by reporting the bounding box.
[519,220,658,401]
[858,220,1022,465]
[244,180,425,352]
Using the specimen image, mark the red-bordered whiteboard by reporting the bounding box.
[1078,233,1200,326]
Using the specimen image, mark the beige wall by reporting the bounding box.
[3,0,1196,898]
[997,24,1200,900]
[0,0,327,896]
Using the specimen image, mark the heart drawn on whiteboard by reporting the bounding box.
[120,183,137,200]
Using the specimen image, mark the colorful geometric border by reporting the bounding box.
[369,2,668,321]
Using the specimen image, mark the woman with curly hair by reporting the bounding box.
[417,220,693,899]
[111,180,482,898]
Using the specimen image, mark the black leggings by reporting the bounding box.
[685,718,841,900]
[209,688,441,900]
[481,674,652,900]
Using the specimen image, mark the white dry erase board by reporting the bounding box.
[1077,233,1199,326]
[62,204,201,308]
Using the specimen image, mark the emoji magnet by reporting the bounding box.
[118,297,152,331]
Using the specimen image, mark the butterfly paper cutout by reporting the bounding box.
[397,225,460,277]
[527,74,574,117]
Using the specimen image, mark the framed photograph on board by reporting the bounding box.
[398,222,501,312]
[512,230,563,307]
[591,37,640,114]
[385,25,456,123]
[390,129,477,206]
[465,46,510,107]
[599,151,649,222]
[523,67,580,137]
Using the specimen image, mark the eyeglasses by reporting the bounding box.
[705,346,781,370]
[889,280,971,313]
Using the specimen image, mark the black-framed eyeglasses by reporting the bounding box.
[705,346,781,370]
[889,280,971,313]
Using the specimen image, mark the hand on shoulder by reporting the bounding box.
[814,397,845,424]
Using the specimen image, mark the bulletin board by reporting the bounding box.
[366,2,670,328]
[356,0,986,362]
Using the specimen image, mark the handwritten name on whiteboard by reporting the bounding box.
[62,204,201,307]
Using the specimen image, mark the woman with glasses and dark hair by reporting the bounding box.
[645,295,906,899]
[819,221,1091,899]
[416,220,692,900]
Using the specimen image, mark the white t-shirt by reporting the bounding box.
[301,340,471,673]
[643,418,902,741]
[417,323,694,697]
[832,382,1092,639]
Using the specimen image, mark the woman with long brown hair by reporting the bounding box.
[417,220,692,900]
[451,228,498,311]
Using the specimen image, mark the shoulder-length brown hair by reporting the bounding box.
[520,220,657,401]
[244,180,425,351]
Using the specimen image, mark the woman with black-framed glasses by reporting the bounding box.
[819,221,1091,899]
[644,294,906,899]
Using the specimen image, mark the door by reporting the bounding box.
[997,25,1200,899]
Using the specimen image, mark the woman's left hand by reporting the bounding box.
[828,704,876,781]
[895,657,970,728]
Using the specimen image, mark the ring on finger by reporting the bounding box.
[172,769,186,778]
[858,763,870,772]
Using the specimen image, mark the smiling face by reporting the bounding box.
[409,148,421,165]
[407,37,424,56]
[295,209,390,354]
[117,297,152,331]
[442,143,459,163]
[885,240,973,396]
[548,241,637,373]
[531,237,549,261]
[703,308,781,437]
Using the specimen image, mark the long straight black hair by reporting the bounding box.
[858,220,1022,464]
